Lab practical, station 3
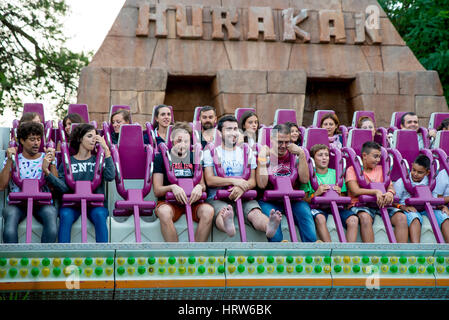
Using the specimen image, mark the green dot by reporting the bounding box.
[218,266,225,274]
[106,257,114,265]
[267,256,274,264]
[42,258,50,267]
[296,265,303,273]
[9,268,18,278]
[247,256,255,264]
[128,257,135,265]
[257,265,265,273]
[334,265,342,273]
[63,258,71,266]
[0,258,7,266]
[409,266,417,274]
[168,257,176,265]
[446,266,449,273]
[381,256,388,264]
[437,256,445,264]
[198,266,206,274]
[209,257,216,264]
[352,265,361,273]
[20,258,29,266]
[95,267,103,276]
[305,256,313,264]
[276,265,284,273]
[227,256,235,264]
[158,267,165,274]
[188,256,196,264]
[427,266,435,274]
[418,257,426,264]
[31,267,39,277]
[314,265,322,273]
[238,265,245,273]
[399,256,407,264]
[324,256,331,264]
[362,256,370,264]
[53,268,61,277]
[138,266,146,275]
[84,257,93,266]
[390,265,398,273]
[286,256,294,264]
[117,267,125,275]
[148,257,156,265]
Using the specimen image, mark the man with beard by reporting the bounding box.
[203,115,281,239]
[256,123,316,242]
[198,106,217,149]
[0,122,58,243]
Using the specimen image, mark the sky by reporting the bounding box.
[0,0,124,127]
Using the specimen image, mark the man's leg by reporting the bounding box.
[390,211,408,243]
[2,205,26,243]
[357,210,374,243]
[194,203,214,242]
[211,200,236,237]
[291,201,317,242]
[345,215,359,242]
[245,200,281,239]
[155,203,178,242]
[35,205,58,243]
[258,200,283,242]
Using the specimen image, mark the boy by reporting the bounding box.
[346,141,408,242]
[393,154,449,243]
[301,144,358,242]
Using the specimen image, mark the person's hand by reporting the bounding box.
[375,190,386,208]
[429,129,437,139]
[6,147,17,160]
[189,184,203,205]
[287,144,302,156]
[231,179,250,192]
[400,205,417,213]
[171,185,188,205]
[95,135,108,150]
[383,191,394,206]
[44,147,56,163]
[229,186,245,201]
[333,185,342,195]
[42,151,54,176]
[315,184,330,197]
[442,206,449,215]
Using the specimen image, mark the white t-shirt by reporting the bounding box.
[1,153,44,193]
[433,170,449,197]
[393,174,429,205]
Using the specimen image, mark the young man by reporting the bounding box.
[256,123,316,242]
[153,122,214,242]
[346,141,408,243]
[198,106,217,149]
[393,154,449,243]
[0,122,58,243]
[203,115,281,239]
[300,144,358,242]
[400,112,425,148]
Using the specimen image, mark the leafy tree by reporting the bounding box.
[379,0,449,105]
[0,0,90,116]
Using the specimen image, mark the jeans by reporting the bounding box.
[258,200,317,242]
[2,204,57,243]
[58,206,109,243]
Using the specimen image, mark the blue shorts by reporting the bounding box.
[403,209,449,227]
[311,208,357,229]
[350,206,400,220]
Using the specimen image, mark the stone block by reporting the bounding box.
[77,67,111,113]
[256,94,305,125]
[381,46,425,72]
[267,70,307,94]
[350,71,399,96]
[130,114,153,127]
[289,0,342,11]
[108,7,139,37]
[111,67,167,91]
[379,17,405,46]
[137,91,166,114]
[415,96,448,118]
[213,70,267,95]
[213,93,257,115]
[361,45,383,71]
[110,91,139,114]
[89,112,110,125]
[399,71,444,96]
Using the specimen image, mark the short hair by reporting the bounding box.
[400,112,417,126]
[310,144,329,158]
[357,116,374,129]
[217,115,238,132]
[170,121,192,141]
[63,113,85,129]
[271,123,291,138]
[413,154,430,170]
[199,106,216,116]
[17,122,44,146]
[110,109,131,123]
[361,141,381,155]
[437,118,449,131]
[19,112,41,125]
[320,112,341,135]
[69,123,96,153]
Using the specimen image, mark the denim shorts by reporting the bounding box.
[312,208,357,229]
[350,206,400,220]
[403,209,449,227]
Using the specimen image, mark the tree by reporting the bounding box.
[0,0,90,117]
[379,0,449,105]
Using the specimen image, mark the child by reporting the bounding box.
[393,154,449,243]
[300,144,358,242]
[346,141,408,243]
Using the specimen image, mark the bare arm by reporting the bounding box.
[256,146,270,189]
[204,166,247,188]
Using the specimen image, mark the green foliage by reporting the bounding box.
[0,0,90,117]
[379,0,449,105]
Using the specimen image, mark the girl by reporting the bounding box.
[356,116,376,139]
[153,104,173,145]
[238,111,259,147]
[110,109,131,145]
[285,122,301,145]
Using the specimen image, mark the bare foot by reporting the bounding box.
[221,205,236,237]
[266,209,282,239]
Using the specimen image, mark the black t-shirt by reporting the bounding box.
[153,151,194,200]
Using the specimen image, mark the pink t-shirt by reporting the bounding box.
[345,165,391,207]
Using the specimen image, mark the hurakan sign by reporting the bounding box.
[78,0,447,127]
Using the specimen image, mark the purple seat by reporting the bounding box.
[110,105,132,121]
[432,130,449,176]
[23,103,45,122]
[273,109,297,125]
[111,124,156,242]
[351,111,376,127]
[429,112,449,130]
[312,110,335,127]
[388,112,430,148]
[303,128,350,242]
[235,107,256,123]
[389,129,445,243]
[68,104,90,123]
[193,106,203,124]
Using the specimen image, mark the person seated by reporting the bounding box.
[45,123,115,243]
[431,157,449,241]
[238,111,259,147]
[0,122,57,243]
[19,112,42,125]
[400,112,426,148]
[153,122,214,242]
[320,113,343,149]
[392,154,449,243]
[356,116,376,139]
[346,141,408,243]
[198,106,217,149]
[57,113,85,151]
[300,144,358,242]
[256,123,316,242]
[428,118,449,148]
[285,122,301,145]
[152,104,173,145]
[109,109,151,146]
[203,115,281,240]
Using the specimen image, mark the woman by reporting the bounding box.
[45,123,115,243]
[238,111,259,147]
[320,113,342,149]
[57,113,85,151]
[285,121,301,145]
[110,109,131,145]
[356,116,376,139]
[153,104,173,145]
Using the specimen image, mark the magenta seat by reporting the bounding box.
[273,109,297,125]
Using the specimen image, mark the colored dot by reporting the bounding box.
[418,266,426,274]
[247,256,255,264]
[128,257,136,265]
[63,267,72,277]
[20,258,29,266]
[158,267,165,274]
[218,266,225,274]
[95,267,103,276]
[305,256,313,264]
[381,256,389,264]
[238,265,245,273]
[324,256,331,264]
[228,256,235,263]
[390,257,398,264]
[418,257,426,264]
[168,257,176,265]
[409,257,417,264]
[0,269,6,278]
[399,266,407,274]
[287,266,294,273]
[399,256,407,264]
[343,256,351,264]
[105,268,114,276]
[333,256,341,264]
[106,257,114,265]
[85,268,93,277]
[257,265,265,273]
[74,258,83,266]
[437,266,445,274]
[437,256,444,264]
[198,257,206,264]
[352,265,361,273]
[371,256,379,264]
[198,266,206,274]
[148,257,156,265]
[334,265,342,273]
[286,256,294,264]
[138,266,146,275]
[324,266,331,273]
[427,266,435,274]
[390,265,398,273]
[188,257,196,264]
[296,257,303,264]
[305,266,313,273]
[53,268,61,277]
[9,258,18,266]
[267,256,274,264]
[238,256,246,264]
[381,265,389,273]
[117,258,125,266]
[446,266,449,273]
[96,258,104,266]
[342,265,351,273]
[158,258,167,265]
[409,266,417,274]
[178,257,187,264]
[296,265,303,273]
[20,269,28,277]
[277,265,284,273]
[178,267,186,274]
[352,257,360,264]
[267,266,275,273]
[208,257,216,264]
[128,267,136,275]
[248,266,255,274]
[188,267,195,274]
[228,265,236,273]
[42,268,50,277]
[0,258,6,266]
[314,265,322,273]
[42,258,50,266]
[315,256,322,264]
[208,267,215,274]
[257,257,264,264]
[362,256,370,264]
[63,258,71,266]
[427,257,435,264]
[148,267,155,274]
[168,266,176,274]
[218,257,225,264]
[85,257,93,266]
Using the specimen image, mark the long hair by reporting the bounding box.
[239,111,259,143]
[320,113,341,135]
[69,123,96,153]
